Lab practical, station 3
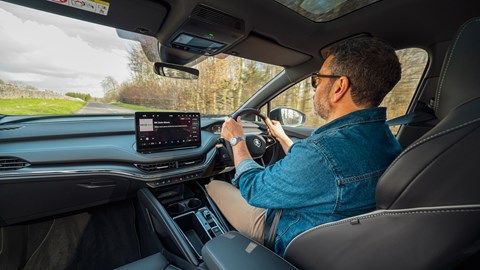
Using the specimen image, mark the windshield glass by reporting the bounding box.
[0,1,282,117]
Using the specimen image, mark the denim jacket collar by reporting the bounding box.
[313,107,387,135]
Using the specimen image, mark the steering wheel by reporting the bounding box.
[222,108,277,166]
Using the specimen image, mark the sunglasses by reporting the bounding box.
[311,72,342,88]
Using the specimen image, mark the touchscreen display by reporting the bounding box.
[135,112,201,153]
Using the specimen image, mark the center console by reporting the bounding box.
[168,199,225,258]
[126,182,296,270]
[137,182,228,266]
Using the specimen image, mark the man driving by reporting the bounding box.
[207,37,403,256]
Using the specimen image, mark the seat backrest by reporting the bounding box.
[284,17,480,270]
[376,17,480,210]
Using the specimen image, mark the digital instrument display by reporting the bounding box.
[135,112,201,153]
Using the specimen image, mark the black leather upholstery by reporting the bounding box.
[115,252,171,270]
[282,17,480,270]
[376,97,480,209]
[284,206,480,270]
[202,231,297,270]
[376,17,480,209]
[435,18,480,120]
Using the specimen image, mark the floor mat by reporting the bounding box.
[23,200,141,270]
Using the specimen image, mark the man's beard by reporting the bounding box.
[313,82,333,120]
[313,94,330,120]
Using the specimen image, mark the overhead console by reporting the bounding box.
[160,4,311,67]
[166,4,246,56]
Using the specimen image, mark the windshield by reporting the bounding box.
[0,1,282,117]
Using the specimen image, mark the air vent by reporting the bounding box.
[178,158,203,168]
[135,161,177,172]
[0,157,30,171]
[135,157,204,173]
[191,5,244,32]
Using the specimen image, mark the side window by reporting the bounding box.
[381,48,428,133]
[262,48,428,132]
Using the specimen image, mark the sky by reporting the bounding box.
[0,1,142,97]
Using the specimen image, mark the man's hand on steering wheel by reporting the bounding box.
[220,108,280,167]
[220,116,253,168]
[265,118,293,154]
[221,116,244,142]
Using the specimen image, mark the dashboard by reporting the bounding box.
[0,115,256,226]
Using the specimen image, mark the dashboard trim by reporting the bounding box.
[0,147,217,183]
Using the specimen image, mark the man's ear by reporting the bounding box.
[331,76,350,103]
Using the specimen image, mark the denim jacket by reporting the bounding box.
[234,107,402,256]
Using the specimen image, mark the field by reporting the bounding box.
[0,98,85,115]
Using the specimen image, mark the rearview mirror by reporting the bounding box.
[269,107,306,127]
[154,62,199,80]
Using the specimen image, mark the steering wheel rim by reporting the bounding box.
[230,108,268,122]
[222,108,276,166]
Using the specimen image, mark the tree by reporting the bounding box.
[101,76,119,102]
[101,76,119,94]
[117,43,283,114]
[128,45,157,83]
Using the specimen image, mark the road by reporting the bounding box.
[76,102,135,114]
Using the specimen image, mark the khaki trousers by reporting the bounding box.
[206,180,266,244]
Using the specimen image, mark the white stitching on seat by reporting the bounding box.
[385,117,480,172]
[386,18,480,175]
[318,205,480,229]
[435,18,480,112]
[321,206,480,228]
[285,204,480,252]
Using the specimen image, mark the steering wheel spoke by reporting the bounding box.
[263,134,277,149]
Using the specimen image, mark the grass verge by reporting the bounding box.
[0,98,85,115]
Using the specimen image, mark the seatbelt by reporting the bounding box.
[263,209,282,250]
[386,109,436,126]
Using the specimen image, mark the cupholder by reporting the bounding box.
[166,198,202,214]
[167,203,186,214]
[186,198,202,209]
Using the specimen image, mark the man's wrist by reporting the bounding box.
[231,141,251,167]
[277,134,291,144]
[229,135,246,146]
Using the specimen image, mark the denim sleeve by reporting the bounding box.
[237,141,338,209]
[231,159,263,187]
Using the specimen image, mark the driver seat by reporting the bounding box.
[281,17,480,269]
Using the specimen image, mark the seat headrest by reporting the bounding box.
[435,17,480,119]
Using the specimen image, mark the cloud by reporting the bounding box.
[0,1,144,97]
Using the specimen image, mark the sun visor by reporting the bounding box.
[7,0,167,37]
[226,34,311,67]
